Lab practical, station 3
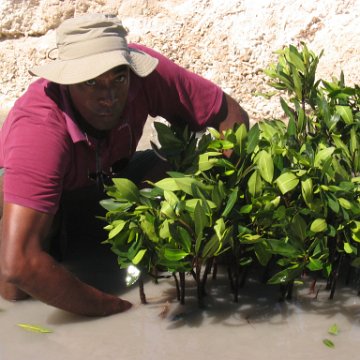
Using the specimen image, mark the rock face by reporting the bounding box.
[0,0,359,124]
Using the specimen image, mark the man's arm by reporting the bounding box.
[0,202,132,316]
[217,93,250,132]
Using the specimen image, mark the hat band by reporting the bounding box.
[59,36,129,60]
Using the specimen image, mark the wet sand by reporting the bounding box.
[1,109,360,359]
[1,251,360,360]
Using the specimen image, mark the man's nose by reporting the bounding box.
[99,87,118,106]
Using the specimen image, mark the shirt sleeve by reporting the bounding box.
[2,109,70,214]
[130,44,224,131]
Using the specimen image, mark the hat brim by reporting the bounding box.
[29,48,158,85]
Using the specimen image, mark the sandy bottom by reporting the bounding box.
[1,245,360,360]
[1,109,360,359]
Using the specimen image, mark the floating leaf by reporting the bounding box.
[328,323,340,336]
[17,323,53,334]
[323,339,335,349]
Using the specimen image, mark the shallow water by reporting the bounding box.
[1,248,360,360]
[1,108,360,359]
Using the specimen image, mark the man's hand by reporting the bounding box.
[0,202,132,316]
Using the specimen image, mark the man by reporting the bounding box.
[0,14,249,316]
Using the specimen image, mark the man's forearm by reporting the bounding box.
[218,93,249,133]
[5,251,131,316]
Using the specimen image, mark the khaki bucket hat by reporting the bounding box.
[29,14,158,85]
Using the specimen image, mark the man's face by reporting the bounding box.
[68,65,130,132]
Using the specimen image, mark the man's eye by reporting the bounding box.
[85,79,96,86]
[116,74,128,83]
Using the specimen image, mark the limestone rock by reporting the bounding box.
[0,0,359,125]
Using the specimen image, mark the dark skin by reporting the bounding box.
[0,65,249,316]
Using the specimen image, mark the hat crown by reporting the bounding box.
[56,14,129,60]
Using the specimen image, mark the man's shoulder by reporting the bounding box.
[4,78,68,135]
[19,78,62,105]
[10,79,66,120]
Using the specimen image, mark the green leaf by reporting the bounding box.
[310,218,327,233]
[155,178,180,191]
[297,105,306,133]
[351,257,360,268]
[275,172,299,194]
[154,121,184,147]
[201,234,221,259]
[222,188,238,217]
[339,197,353,210]
[257,150,274,183]
[307,257,324,271]
[194,202,207,251]
[246,124,260,154]
[174,178,201,196]
[280,97,296,126]
[288,45,306,73]
[111,178,140,202]
[254,242,272,266]
[328,324,340,335]
[323,339,335,349]
[267,265,303,284]
[289,214,307,242]
[211,181,225,207]
[163,248,189,261]
[207,127,221,139]
[100,198,124,211]
[108,220,126,239]
[331,134,351,159]
[198,153,218,171]
[132,249,147,265]
[344,242,353,254]
[234,124,248,155]
[176,226,192,253]
[17,323,53,334]
[336,105,353,124]
[247,170,263,196]
[301,178,313,206]
[314,147,335,168]
[267,239,302,257]
[291,66,303,100]
[160,201,176,218]
[326,193,340,214]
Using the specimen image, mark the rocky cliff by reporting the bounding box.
[0,0,359,124]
